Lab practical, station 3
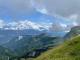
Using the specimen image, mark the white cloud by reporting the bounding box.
[50,23,68,32]
[33,0,80,18]
[72,22,78,26]
[31,0,48,14]
[0,19,78,32]
[0,20,5,28]
[67,14,79,26]
[36,8,48,14]
[68,14,79,21]
[60,23,67,28]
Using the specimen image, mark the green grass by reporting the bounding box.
[34,35,80,60]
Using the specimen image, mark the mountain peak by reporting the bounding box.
[1,20,50,31]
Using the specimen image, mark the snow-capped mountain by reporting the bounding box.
[1,20,51,31]
[0,20,52,45]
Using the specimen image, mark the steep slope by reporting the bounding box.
[64,26,80,39]
[34,35,80,60]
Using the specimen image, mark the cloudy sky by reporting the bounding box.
[0,0,79,19]
[0,0,80,31]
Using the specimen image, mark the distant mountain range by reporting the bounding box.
[0,20,67,45]
[0,26,80,60]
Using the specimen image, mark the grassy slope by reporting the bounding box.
[34,35,80,60]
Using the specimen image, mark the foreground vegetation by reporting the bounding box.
[34,35,80,60]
